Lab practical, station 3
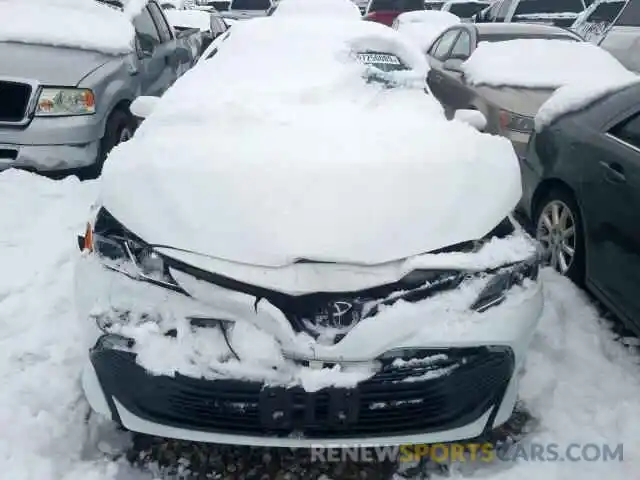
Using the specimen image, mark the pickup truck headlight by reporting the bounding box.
[35,87,95,116]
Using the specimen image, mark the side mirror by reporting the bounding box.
[130,96,160,119]
[442,58,464,73]
[454,109,487,131]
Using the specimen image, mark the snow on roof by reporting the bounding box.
[462,39,634,89]
[395,9,460,25]
[535,76,640,131]
[100,18,522,267]
[165,8,212,31]
[0,0,135,55]
[271,0,362,19]
[394,10,460,51]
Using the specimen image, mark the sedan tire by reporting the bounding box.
[534,188,586,284]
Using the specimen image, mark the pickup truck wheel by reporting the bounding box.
[80,109,134,180]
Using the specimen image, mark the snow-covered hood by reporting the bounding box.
[100,18,521,268]
[101,96,520,267]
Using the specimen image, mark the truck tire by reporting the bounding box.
[80,108,134,180]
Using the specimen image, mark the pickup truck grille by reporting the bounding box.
[0,81,32,123]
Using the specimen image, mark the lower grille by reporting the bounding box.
[92,345,514,438]
[0,81,32,123]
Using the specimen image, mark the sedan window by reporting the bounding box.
[450,30,472,59]
[432,29,460,60]
[610,112,640,150]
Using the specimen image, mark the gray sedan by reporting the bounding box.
[425,23,582,158]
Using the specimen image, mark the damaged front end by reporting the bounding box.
[76,208,543,446]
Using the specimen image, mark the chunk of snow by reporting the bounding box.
[394,10,460,51]
[0,0,136,55]
[535,76,640,131]
[462,39,633,89]
[272,0,362,19]
[165,8,212,31]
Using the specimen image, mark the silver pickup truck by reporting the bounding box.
[0,0,201,178]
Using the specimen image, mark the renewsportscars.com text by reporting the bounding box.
[310,443,624,463]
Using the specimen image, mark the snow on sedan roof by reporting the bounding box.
[271,0,362,19]
[100,17,522,267]
[462,39,633,89]
[0,0,136,55]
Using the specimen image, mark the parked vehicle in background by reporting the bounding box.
[363,0,426,25]
[570,0,626,42]
[474,0,586,28]
[195,0,231,11]
[441,0,490,20]
[520,79,640,333]
[425,0,446,9]
[598,0,640,72]
[164,7,229,51]
[393,10,461,51]
[0,0,196,178]
[425,23,609,159]
[222,0,273,20]
[268,0,362,19]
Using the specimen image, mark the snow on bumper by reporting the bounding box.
[75,250,543,446]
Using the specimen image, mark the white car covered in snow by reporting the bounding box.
[76,16,543,446]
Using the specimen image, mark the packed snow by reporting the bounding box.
[164,8,212,31]
[1,170,639,478]
[535,76,640,131]
[394,10,460,51]
[271,0,362,19]
[0,0,136,55]
[461,40,634,89]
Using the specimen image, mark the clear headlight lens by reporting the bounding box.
[35,88,95,116]
[470,255,540,313]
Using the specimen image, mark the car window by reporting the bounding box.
[230,0,271,10]
[615,0,640,26]
[450,30,471,58]
[133,7,162,52]
[486,0,502,18]
[587,1,624,22]
[610,112,640,150]
[148,2,173,42]
[514,0,584,16]
[432,29,460,60]
[448,1,489,17]
[496,0,513,20]
[369,0,424,11]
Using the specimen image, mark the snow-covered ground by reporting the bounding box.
[1,169,639,479]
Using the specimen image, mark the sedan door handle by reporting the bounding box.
[599,160,626,183]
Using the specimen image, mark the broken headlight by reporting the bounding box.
[80,208,184,293]
[470,255,540,313]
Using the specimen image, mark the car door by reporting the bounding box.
[133,4,178,97]
[583,108,640,327]
[426,28,461,113]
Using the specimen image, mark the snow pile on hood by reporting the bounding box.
[394,10,460,51]
[535,76,640,131]
[462,39,633,89]
[101,16,520,267]
[165,8,212,31]
[271,0,362,19]
[0,0,136,55]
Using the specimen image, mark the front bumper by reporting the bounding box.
[76,244,543,446]
[0,114,102,171]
